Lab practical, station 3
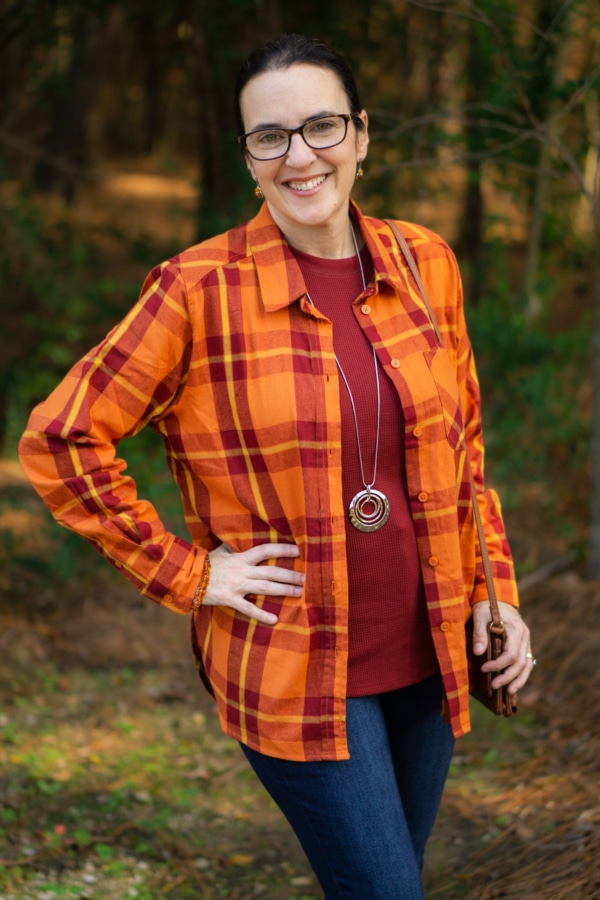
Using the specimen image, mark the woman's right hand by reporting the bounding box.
[202,543,304,625]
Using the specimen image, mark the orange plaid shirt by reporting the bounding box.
[19,201,518,761]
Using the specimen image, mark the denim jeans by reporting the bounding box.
[241,673,454,900]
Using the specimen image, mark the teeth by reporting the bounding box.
[287,175,327,191]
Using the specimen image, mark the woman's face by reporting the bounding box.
[240,64,369,247]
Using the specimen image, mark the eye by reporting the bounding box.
[306,118,337,135]
[256,130,286,146]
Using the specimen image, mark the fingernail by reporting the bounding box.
[474,642,485,653]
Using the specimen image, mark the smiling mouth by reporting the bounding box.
[285,174,328,192]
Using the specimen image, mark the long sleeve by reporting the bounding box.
[444,249,518,608]
[18,261,207,614]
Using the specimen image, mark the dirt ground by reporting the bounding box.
[1,452,600,899]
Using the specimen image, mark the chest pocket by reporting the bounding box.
[393,346,464,451]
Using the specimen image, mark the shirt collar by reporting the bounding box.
[245,199,405,313]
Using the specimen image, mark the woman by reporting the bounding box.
[19,34,533,899]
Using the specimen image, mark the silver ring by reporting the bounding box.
[526,652,537,666]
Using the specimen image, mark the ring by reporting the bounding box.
[526,652,537,666]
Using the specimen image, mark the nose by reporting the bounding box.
[285,132,317,167]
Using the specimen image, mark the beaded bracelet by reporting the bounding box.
[191,555,211,612]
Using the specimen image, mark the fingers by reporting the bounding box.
[244,543,302,564]
[478,601,533,694]
[202,542,304,625]
[471,601,491,656]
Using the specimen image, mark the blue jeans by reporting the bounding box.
[241,673,454,899]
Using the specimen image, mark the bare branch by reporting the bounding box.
[531,0,574,63]
[0,0,40,52]
[370,63,600,220]
[0,127,100,182]
[366,152,562,180]
[375,114,533,142]
[400,0,553,39]
[550,132,600,227]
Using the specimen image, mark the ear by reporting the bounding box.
[356,109,369,161]
[244,152,257,181]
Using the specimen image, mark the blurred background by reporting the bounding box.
[1,2,599,898]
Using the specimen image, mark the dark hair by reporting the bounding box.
[235,33,364,136]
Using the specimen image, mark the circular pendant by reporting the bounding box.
[348,489,390,532]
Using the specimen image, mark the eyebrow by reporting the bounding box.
[249,111,341,132]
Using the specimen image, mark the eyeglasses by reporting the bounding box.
[238,113,361,161]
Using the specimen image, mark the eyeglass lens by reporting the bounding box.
[246,115,348,160]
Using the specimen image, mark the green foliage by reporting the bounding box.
[1,0,596,577]
[93,843,115,860]
[0,658,320,897]
[469,241,590,526]
[0,190,134,450]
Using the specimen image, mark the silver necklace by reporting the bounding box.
[308,224,390,533]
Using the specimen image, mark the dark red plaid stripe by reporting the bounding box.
[19,201,518,760]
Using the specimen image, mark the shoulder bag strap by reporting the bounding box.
[384,219,503,631]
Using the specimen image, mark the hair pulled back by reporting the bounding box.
[235,33,364,135]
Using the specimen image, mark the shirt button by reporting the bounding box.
[164,593,174,602]
[418,491,429,502]
[413,425,423,437]
[428,556,439,567]
[440,621,451,632]
[361,304,371,315]
[390,358,401,368]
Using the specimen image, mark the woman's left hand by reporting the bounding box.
[471,600,534,695]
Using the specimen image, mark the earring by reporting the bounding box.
[254,184,264,199]
[356,161,364,180]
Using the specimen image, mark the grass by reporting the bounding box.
[0,658,319,900]
[0,644,548,900]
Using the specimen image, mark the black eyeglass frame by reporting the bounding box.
[238,113,363,161]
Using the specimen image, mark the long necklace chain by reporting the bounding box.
[307,223,390,532]
[338,225,380,492]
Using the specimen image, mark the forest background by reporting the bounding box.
[1,1,600,898]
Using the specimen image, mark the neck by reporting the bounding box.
[269,205,364,259]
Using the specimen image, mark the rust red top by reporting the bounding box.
[292,244,438,695]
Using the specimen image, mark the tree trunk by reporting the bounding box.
[136,0,163,155]
[574,88,600,238]
[522,139,550,320]
[458,161,484,306]
[193,21,230,235]
[589,222,600,579]
[33,11,105,202]
[455,19,489,306]
[255,0,281,35]
[0,0,40,53]
[522,4,570,319]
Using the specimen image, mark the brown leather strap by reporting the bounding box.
[465,462,503,632]
[385,219,504,632]
[385,219,443,346]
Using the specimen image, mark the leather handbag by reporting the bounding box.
[385,219,518,717]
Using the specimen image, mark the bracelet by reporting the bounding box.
[191,555,211,612]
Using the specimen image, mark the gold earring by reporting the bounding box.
[254,184,264,199]
[356,162,364,180]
